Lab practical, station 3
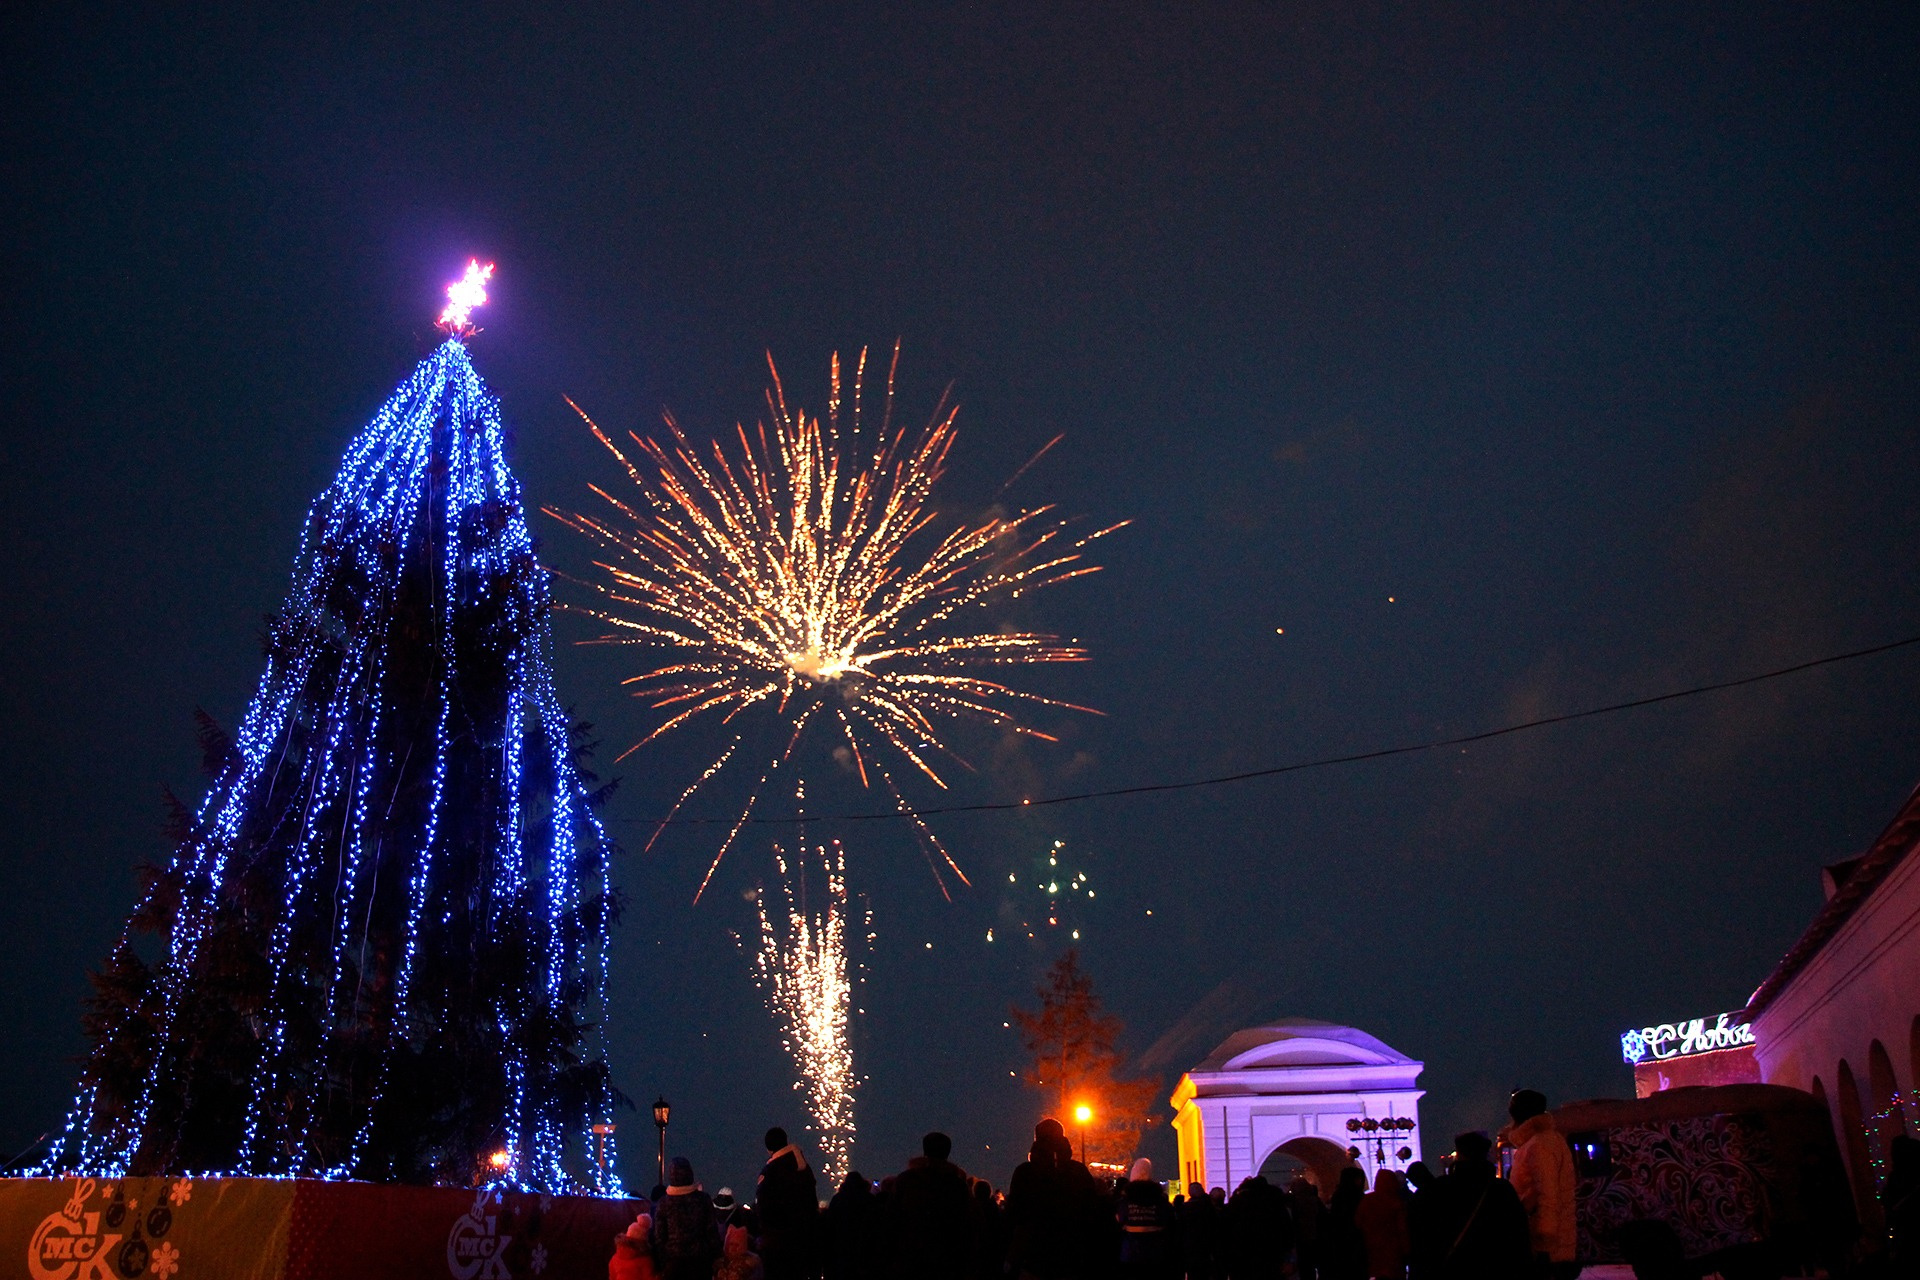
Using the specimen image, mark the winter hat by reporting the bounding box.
[626,1213,653,1240]
[1034,1118,1065,1141]
[1508,1089,1548,1123]
[712,1188,736,1210]
[765,1126,789,1151]
[1454,1131,1493,1164]
[1129,1158,1153,1182]
[667,1156,696,1188]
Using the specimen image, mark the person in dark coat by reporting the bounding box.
[1429,1133,1529,1279]
[824,1172,882,1280]
[1180,1182,1220,1280]
[889,1131,974,1279]
[968,1180,1009,1280]
[1005,1117,1102,1280]
[1116,1158,1175,1280]
[1221,1176,1292,1280]
[1320,1167,1367,1280]
[756,1126,823,1280]
[1286,1178,1324,1280]
[652,1156,719,1280]
[1400,1164,1440,1280]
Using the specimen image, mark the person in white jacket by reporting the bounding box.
[1504,1089,1577,1277]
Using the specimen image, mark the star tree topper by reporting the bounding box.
[438,259,495,336]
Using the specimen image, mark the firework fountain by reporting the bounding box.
[754,838,860,1181]
[549,347,1120,1177]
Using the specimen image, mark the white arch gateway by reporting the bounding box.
[1170,1019,1426,1194]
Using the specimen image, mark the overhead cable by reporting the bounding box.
[613,632,1920,828]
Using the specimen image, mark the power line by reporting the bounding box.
[611,632,1920,828]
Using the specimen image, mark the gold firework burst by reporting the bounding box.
[547,346,1123,900]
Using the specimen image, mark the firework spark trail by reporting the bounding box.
[546,346,1125,899]
[755,840,856,1186]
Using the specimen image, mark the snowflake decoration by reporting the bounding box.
[170,1179,193,1205]
[530,1243,549,1275]
[151,1242,182,1280]
[1620,1029,1648,1065]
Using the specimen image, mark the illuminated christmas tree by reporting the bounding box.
[48,265,625,1192]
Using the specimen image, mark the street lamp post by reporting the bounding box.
[1073,1103,1092,1165]
[653,1096,671,1189]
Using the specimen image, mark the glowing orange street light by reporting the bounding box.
[487,1148,512,1176]
[1073,1104,1093,1165]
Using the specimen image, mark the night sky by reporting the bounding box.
[6,4,1920,1193]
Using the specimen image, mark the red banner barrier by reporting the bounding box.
[0,1176,644,1280]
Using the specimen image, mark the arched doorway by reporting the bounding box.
[1257,1136,1352,1198]
[1836,1058,1880,1232]
[1909,1015,1920,1118]
[1867,1039,1908,1182]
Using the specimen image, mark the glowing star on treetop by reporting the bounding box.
[438,259,495,335]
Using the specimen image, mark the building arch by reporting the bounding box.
[1867,1039,1908,1178]
[1910,1015,1920,1110]
[1836,1058,1880,1231]
[1170,1019,1423,1197]
[1256,1135,1353,1196]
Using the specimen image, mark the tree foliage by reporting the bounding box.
[1010,949,1161,1165]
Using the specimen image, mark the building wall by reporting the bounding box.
[1751,844,1920,1223]
[1173,1100,1207,1191]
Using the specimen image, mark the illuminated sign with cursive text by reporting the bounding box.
[1620,1012,1754,1065]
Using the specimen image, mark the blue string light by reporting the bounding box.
[44,339,622,1195]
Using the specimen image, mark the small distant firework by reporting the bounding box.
[995,838,1094,942]
[755,840,856,1185]
[547,346,1125,901]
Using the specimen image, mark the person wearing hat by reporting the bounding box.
[1116,1157,1174,1279]
[755,1126,821,1280]
[611,1213,660,1280]
[715,1224,767,1280]
[1005,1117,1102,1280]
[653,1155,719,1280]
[1501,1090,1576,1279]
[712,1186,752,1249]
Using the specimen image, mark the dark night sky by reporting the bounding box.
[5,3,1920,1192]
